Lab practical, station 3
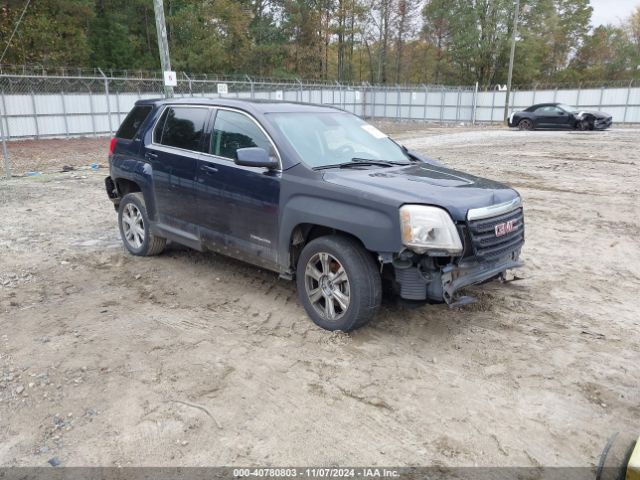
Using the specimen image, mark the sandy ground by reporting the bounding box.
[0,126,639,467]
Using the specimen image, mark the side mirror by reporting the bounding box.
[235,147,278,169]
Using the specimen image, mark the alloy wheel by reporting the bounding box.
[121,203,145,249]
[304,252,351,321]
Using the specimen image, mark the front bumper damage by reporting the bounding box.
[441,253,524,307]
[392,248,524,308]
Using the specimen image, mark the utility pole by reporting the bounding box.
[153,0,174,98]
[503,0,520,124]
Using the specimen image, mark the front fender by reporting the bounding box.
[278,194,402,271]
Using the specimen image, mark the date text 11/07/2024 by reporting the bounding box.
[232,468,400,478]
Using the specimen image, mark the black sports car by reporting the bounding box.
[508,103,613,131]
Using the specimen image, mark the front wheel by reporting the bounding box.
[118,193,166,256]
[576,119,589,131]
[296,235,381,331]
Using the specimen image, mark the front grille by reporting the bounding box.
[467,208,524,260]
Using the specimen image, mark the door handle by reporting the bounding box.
[145,151,158,159]
[201,165,218,174]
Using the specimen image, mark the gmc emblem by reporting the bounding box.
[495,220,516,237]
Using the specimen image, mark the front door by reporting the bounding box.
[195,108,281,270]
[147,105,210,233]
[536,105,569,128]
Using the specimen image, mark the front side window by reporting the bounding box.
[210,110,273,160]
[155,106,209,152]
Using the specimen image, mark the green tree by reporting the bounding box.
[1,0,94,66]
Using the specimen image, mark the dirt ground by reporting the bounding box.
[0,126,638,467]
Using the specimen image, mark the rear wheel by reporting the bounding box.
[118,193,166,256]
[518,118,534,131]
[296,235,381,331]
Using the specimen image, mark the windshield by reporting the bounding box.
[266,112,409,168]
[557,104,577,112]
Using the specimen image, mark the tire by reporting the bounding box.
[576,119,589,131]
[296,235,381,331]
[518,118,534,131]
[118,192,166,256]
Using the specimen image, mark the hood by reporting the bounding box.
[322,163,519,221]
[574,110,611,118]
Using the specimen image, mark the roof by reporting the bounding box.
[136,97,341,114]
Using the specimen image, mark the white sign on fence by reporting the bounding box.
[163,71,177,87]
[275,90,283,100]
[217,83,228,95]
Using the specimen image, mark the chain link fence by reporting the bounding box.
[1,69,639,177]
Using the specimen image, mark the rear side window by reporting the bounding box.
[116,105,152,139]
[154,106,209,152]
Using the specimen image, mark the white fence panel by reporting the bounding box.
[1,75,639,140]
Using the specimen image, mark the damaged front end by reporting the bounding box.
[390,198,525,307]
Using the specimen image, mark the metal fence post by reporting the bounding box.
[98,68,113,135]
[576,82,581,107]
[115,90,121,125]
[0,95,11,178]
[408,87,413,120]
[60,90,69,138]
[383,86,388,118]
[1,89,10,139]
[532,83,537,105]
[440,86,445,124]
[297,78,303,103]
[361,82,368,117]
[598,86,604,110]
[30,90,40,138]
[88,87,97,137]
[623,79,633,123]
[246,75,254,99]
[472,81,478,125]
[422,84,428,122]
[396,85,401,119]
[553,87,558,103]
[455,87,461,122]
[184,72,193,97]
[370,84,375,119]
[491,89,497,122]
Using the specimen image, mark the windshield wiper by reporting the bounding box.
[351,157,410,165]
[313,160,390,170]
[313,158,410,171]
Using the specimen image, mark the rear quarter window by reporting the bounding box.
[116,105,153,139]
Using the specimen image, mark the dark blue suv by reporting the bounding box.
[106,98,524,331]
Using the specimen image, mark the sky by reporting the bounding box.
[590,0,639,26]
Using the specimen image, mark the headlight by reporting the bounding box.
[399,205,463,255]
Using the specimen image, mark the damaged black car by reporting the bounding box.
[508,102,613,131]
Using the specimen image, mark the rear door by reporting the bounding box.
[146,106,211,233]
[195,108,281,270]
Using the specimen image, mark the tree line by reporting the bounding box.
[1,0,639,87]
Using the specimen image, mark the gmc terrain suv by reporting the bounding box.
[106,99,525,331]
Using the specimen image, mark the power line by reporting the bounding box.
[0,0,32,65]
